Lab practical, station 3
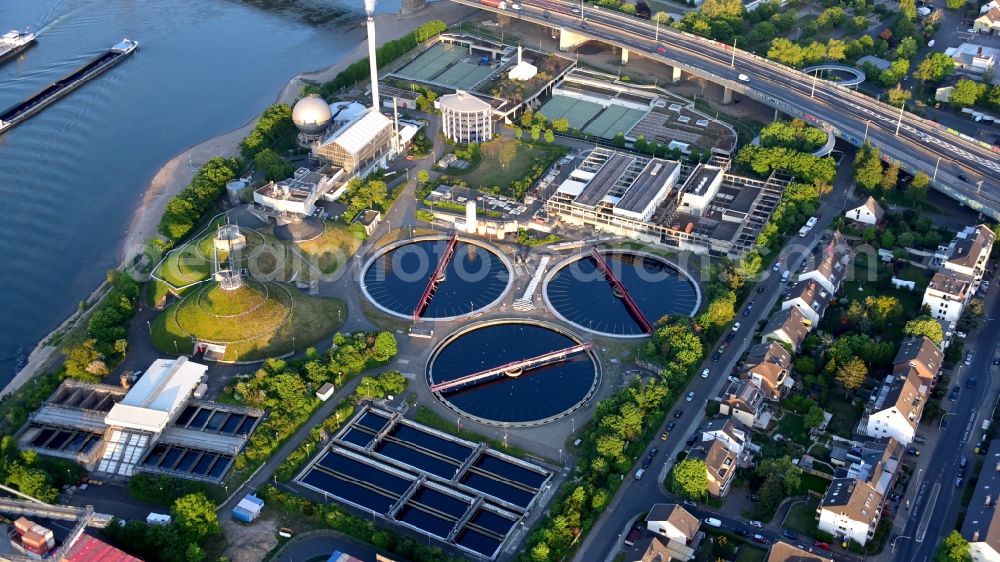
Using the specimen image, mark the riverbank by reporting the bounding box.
[2,1,476,400]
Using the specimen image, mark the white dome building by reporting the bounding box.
[292,94,333,135]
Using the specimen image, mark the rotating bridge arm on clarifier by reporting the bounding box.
[590,247,653,334]
[413,232,460,321]
[430,342,593,393]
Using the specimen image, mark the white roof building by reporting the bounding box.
[508,46,538,81]
[105,357,207,434]
[312,108,395,175]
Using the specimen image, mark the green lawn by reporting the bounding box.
[776,412,810,445]
[295,222,365,275]
[783,498,820,537]
[151,282,345,361]
[735,545,768,562]
[824,395,864,438]
[451,137,565,197]
[800,473,832,495]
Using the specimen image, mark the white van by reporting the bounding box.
[635,468,646,480]
[146,513,172,526]
[704,517,722,527]
[781,270,791,283]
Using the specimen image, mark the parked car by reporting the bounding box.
[666,421,676,431]
[967,377,977,389]
[772,261,781,272]
[732,322,741,331]
[965,352,973,366]
[752,534,769,545]
[734,528,748,537]
[686,391,695,402]
[955,476,963,487]
[749,520,763,529]
[642,456,653,469]
[950,385,960,402]
[781,529,798,539]
[757,285,766,293]
[747,494,758,502]
[814,541,831,551]
[704,517,722,528]
[743,301,755,316]
[728,375,740,383]
[712,351,722,362]
[660,431,669,440]
[635,468,646,480]
[702,368,710,379]
[906,447,920,456]
[682,499,697,507]
[674,409,684,419]
[649,447,659,457]
[993,356,1000,365]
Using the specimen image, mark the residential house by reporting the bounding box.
[688,439,737,498]
[983,0,1000,14]
[760,306,812,350]
[961,439,1000,562]
[766,541,833,562]
[701,418,756,466]
[922,269,975,323]
[645,503,700,544]
[945,44,999,76]
[782,279,832,324]
[352,209,382,236]
[893,336,944,388]
[974,8,1000,34]
[625,535,695,562]
[719,379,769,428]
[817,438,901,546]
[799,232,852,295]
[942,225,995,290]
[864,371,927,446]
[741,342,794,401]
[844,197,885,226]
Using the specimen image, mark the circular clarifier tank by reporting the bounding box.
[427,320,600,426]
[544,250,701,338]
[361,235,513,320]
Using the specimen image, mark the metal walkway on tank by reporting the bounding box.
[413,232,460,321]
[430,342,593,393]
[589,247,653,334]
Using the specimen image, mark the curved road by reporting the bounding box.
[449,0,1000,217]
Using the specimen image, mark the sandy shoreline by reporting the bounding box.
[2,2,475,399]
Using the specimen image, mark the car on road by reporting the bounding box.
[712,350,722,361]
[543,10,551,17]
[572,6,580,12]
[814,541,831,551]
[642,456,652,469]
[682,499,697,507]
[752,534,769,545]
[743,302,754,316]
[956,476,963,487]
[959,174,970,182]
[966,352,973,365]
[657,46,667,53]
[734,528,748,537]
[993,356,1000,365]
[674,409,684,419]
[732,322,741,331]
[510,2,522,8]
[772,261,781,272]
[781,529,797,539]
[749,520,763,529]
[649,447,659,457]
[702,368,710,378]
[967,377,977,389]
[635,468,646,480]
[581,20,588,28]
[738,73,750,82]
[950,385,960,402]
[660,431,669,440]
[725,331,736,343]
[757,285,766,293]
[686,391,695,402]
[666,421,676,431]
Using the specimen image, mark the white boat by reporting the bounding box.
[0,29,36,64]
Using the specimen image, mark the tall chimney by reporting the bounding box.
[367,15,380,110]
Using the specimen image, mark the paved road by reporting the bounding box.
[569,150,857,562]
[275,532,380,562]
[893,287,1000,562]
[449,0,1000,218]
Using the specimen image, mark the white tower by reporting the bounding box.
[465,200,478,234]
[366,14,380,110]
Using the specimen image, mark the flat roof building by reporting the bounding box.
[614,159,680,222]
[105,357,207,434]
[254,165,345,217]
[312,108,394,176]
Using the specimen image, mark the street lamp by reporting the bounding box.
[730,37,737,68]
[810,69,819,99]
[863,119,871,144]
[895,99,906,136]
[933,156,942,181]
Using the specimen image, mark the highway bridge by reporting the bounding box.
[447,0,1000,218]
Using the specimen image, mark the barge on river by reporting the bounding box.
[0,38,138,136]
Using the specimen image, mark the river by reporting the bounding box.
[0,0,400,384]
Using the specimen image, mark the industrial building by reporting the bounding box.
[16,357,262,483]
[253,165,346,217]
[544,148,785,257]
[439,90,493,143]
[311,109,395,176]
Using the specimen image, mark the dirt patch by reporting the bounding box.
[222,516,280,562]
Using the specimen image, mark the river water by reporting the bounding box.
[0,0,399,384]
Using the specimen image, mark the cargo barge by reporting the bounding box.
[0,38,138,135]
[0,30,36,65]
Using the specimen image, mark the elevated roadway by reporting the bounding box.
[449,0,1000,217]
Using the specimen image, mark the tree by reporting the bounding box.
[672,458,709,499]
[909,171,930,204]
[701,0,745,19]
[416,169,429,184]
[804,405,826,430]
[552,117,570,132]
[372,332,397,361]
[950,79,987,108]
[933,530,972,562]
[543,129,555,143]
[900,0,917,20]
[881,162,901,191]
[254,148,293,182]
[172,493,220,542]
[887,85,912,107]
[914,52,955,83]
[64,339,105,383]
[946,0,968,9]
[636,0,652,18]
[854,145,883,191]
[699,291,737,331]
[905,316,945,345]
[826,38,847,61]
[836,356,868,392]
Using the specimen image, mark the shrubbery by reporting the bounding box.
[103,492,220,562]
[239,103,295,161]
[62,270,141,383]
[157,157,238,246]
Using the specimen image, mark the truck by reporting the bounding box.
[480,0,507,8]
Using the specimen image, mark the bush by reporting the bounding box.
[157,157,238,245]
